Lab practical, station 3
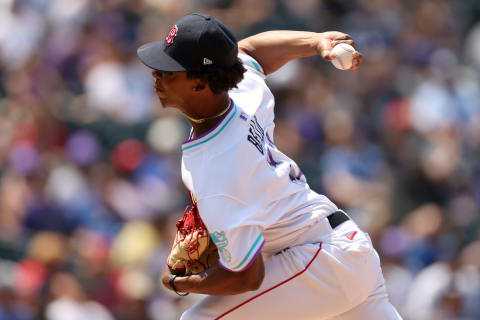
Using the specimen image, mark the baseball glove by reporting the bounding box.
[167,193,219,275]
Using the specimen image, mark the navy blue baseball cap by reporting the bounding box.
[137,13,238,71]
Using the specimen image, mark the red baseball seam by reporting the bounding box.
[215,242,323,319]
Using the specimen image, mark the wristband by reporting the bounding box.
[169,274,189,296]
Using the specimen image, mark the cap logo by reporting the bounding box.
[203,58,213,65]
[165,25,178,45]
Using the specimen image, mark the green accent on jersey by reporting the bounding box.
[232,233,263,270]
[249,58,262,73]
[182,103,237,151]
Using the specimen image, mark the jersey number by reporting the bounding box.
[247,115,306,185]
[265,132,306,185]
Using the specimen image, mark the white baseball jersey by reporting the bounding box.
[181,53,338,272]
[180,53,402,320]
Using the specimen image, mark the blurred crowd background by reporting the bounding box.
[0,0,479,319]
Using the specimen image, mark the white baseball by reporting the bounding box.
[331,43,355,70]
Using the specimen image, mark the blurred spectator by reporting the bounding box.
[46,272,114,320]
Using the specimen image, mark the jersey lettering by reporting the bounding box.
[247,115,264,155]
[210,231,232,263]
[265,132,307,185]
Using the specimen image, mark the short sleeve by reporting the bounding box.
[238,53,265,79]
[197,195,265,272]
[230,53,275,124]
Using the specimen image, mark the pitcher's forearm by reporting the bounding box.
[238,31,322,75]
[172,265,257,295]
[162,255,265,296]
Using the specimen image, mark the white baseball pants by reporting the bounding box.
[180,219,403,320]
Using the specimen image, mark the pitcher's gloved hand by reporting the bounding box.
[167,195,219,276]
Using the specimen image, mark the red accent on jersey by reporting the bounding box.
[346,231,357,240]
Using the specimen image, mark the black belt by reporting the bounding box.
[327,211,350,229]
[274,211,350,256]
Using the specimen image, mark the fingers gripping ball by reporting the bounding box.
[167,197,219,275]
[331,43,355,70]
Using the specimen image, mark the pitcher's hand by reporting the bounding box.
[317,32,363,71]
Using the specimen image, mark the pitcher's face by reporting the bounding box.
[152,70,202,109]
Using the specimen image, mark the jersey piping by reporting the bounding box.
[182,102,237,151]
[231,233,264,271]
[214,242,323,319]
[248,58,262,72]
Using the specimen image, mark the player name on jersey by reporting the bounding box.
[247,115,265,155]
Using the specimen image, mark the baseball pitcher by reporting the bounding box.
[137,13,402,320]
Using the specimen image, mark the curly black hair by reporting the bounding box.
[186,58,246,94]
